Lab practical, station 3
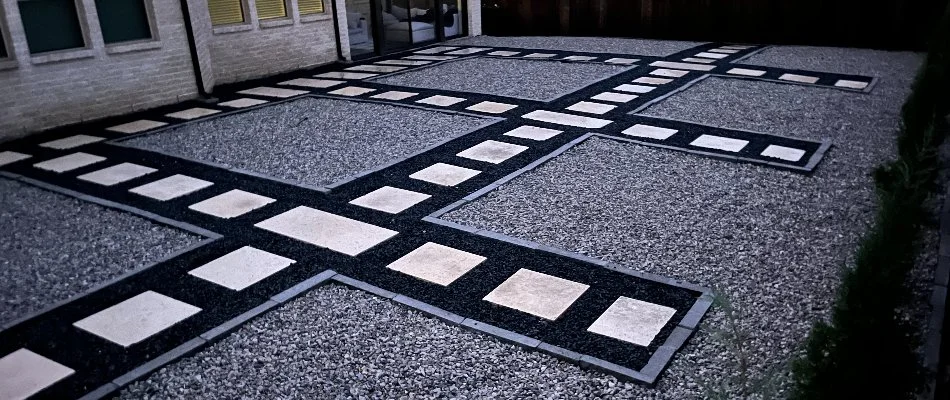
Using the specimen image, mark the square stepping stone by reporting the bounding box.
[410,163,481,186]
[328,86,376,96]
[487,50,520,56]
[238,87,308,98]
[562,55,597,61]
[614,84,655,94]
[73,291,201,347]
[695,51,728,59]
[566,101,616,115]
[188,246,295,291]
[34,152,105,173]
[483,268,589,321]
[503,125,563,141]
[633,77,673,85]
[522,110,612,129]
[405,55,457,61]
[466,101,517,114]
[346,64,407,73]
[254,206,398,256]
[779,73,819,84]
[107,119,167,134]
[219,98,268,108]
[708,48,740,54]
[188,189,275,218]
[0,151,31,167]
[387,242,487,286]
[130,174,213,201]
[375,59,432,66]
[524,53,556,58]
[591,92,638,103]
[605,58,638,65]
[40,134,105,149]
[279,78,345,88]
[0,349,74,400]
[165,107,220,120]
[682,57,717,64]
[349,186,431,214]
[650,68,690,78]
[457,140,529,164]
[371,91,419,101]
[690,134,749,152]
[761,144,806,162]
[721,44,753,50]
[727,68,766,77]
[78,162,157,186]
[415,46,459,54]
[444,47,491,55]
[622,124,678,140]
[834,79,869,89]
[416,95,466,107]
[587,297,677,346]
[650,61,716,71]
[314,71,378,79]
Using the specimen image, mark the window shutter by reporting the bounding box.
[298,0,323,15]
[208,0,245,26]
[255,0,287,20]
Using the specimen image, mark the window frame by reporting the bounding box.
[97,0,160,46]
[0,2,12,60]
[17,0,92,55]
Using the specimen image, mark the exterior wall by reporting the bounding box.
[207,0,338,85]
[467,0,480,35]
[0,0,199,140]
[184,0,216,92]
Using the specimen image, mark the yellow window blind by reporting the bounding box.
[298,0,324,14]
[208,0,245,25]
[255,0,287,19]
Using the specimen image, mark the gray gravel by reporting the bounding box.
[374,57,629,101]
[0,177,200,326]
[122,97,490,188]
[439,46,924,398]
[448,35,706,57]
[120,285,641,399]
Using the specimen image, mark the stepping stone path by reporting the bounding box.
[0,41,875,398]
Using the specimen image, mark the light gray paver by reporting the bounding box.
[349,186,432,214]
[376,59,433,66]
[761,144,807,162]
[522,110,612,129]
[726,68,767,77]
[614,84,656,94]
[604,58,638,65]
[165,108,221,120]
[650,61,716,71]
[483,268,590,321]
[314,71,378,79]
[107,120,167,134]
[0,349,74,400]
[524,53,556,58]
[370,91,419,101]
[346,65,408,73]
[404,55,458,61]
[681,57,716,64]
[279,78,345,88]
[218,98,268,108]
[566,101,616,115]
[415,46,460,54]
[487,50,520,56]
[40,135,105,149]
[0,151,32,167]
[622,124,678,140]
[591,92,638,103]
[708,48,739,54]
[444,47,491,55]
[129,174,213,201]
[416,95,466,107]
[188,189,275,219]
[690,134,749,152]
[78,162,157,186]
[779,73,820,84]
[386,242,487,286]
[633,77,674,85]
[695,52,727,59]
[503,125,563,141]
[457,140,529,164]
[328,86,376,97]
[188,246,296,291]
[587,297,677,346]
[466,101,518,114]
[254,206,399,256]
[650,68,690,78]
[238,87,308,98]
[563,55,597,61]
[33,152,106,173]
[834,79,869,89]
[409,163,481,186]
[72,291,201,347]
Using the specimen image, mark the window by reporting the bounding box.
[18,0,86,54]
[255,0,286,20]
[0,28,8,58]
[95,0,152,44]
[298,0,323,15]
[208,0,245,26]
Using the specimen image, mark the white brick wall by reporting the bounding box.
[0,0,198,140]
[207,0,338,85]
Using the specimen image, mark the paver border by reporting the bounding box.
[0,172,222,333]
[728,44,880,94]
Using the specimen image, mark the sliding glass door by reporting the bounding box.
[344,0,466,59]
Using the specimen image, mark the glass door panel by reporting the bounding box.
[441,0,463,38]
[344,0,375,58]
[378,0,413,52]
[408,0,437,44]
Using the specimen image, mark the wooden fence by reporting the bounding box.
[481,0,948,50]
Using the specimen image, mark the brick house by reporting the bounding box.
[0,0,482,140]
